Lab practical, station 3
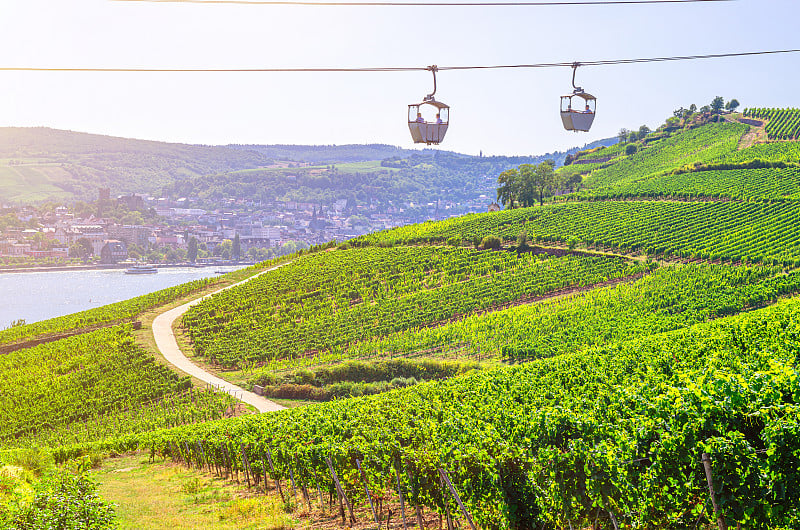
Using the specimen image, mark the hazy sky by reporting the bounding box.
[0,0,797,156]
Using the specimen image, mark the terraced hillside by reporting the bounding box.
[5,116,800,529]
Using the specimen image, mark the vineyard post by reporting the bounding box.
[404,463,426,528]
[439,467,477,530]
[438,470,454,530]
[702,453,727,530]
[608,510,620,530]
[325,455,356,525]
[356,458,381,528]
[266,448,285,503]
[240,445,251,489]
[312,466,325,511]
[260,453,270,493]
[288,464,299,504]
[197,441,208,473]
[395,464,409,530]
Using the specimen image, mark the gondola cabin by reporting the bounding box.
[560,91,596,132]
[408,100,449,145]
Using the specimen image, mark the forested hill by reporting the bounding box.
[0,127,273,204]
[227,138,617,165]
[0,126,615,205]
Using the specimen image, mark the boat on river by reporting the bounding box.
[125,264,158,275]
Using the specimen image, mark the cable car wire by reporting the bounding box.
[0,48,797,73]
[111,0,735,6]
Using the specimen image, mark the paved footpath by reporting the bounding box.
[152,264,287,413]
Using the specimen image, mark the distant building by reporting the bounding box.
[488,202,502,212]
[117,194,145,210]
[99,188,111,202]
[100,240,128,264]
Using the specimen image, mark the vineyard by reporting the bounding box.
[580,167,800,201]
[0,326,236,449]
[744,107,800,140]
[580,122,747,191]
[355,200,800,264]
[348,263,800,362]
[56,297,800,529]
[5,114,800,528]
[182,247,646,368]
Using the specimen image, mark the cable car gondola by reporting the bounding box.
[560,62,596,132]
[408,65,449,145]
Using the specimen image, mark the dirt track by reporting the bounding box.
[151,264,287,413]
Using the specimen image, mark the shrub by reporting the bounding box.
[625,143,638,155]
[480,236,502,250]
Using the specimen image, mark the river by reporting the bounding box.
[0,266,244,329]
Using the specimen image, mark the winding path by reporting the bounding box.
[152,264,287,413]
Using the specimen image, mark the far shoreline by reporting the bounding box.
[0,261,256,275]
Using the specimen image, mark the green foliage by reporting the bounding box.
[582,122,747,191]
[0,127,273,203]
[479,235,502,250]
[63,295,800,528]
[355,200,800,264]
[9,471,117,529]
[252,358,482,400]
[745,108,800,140]
[350,263,800,362]
[0,326,236,449]
[181,247,645,367]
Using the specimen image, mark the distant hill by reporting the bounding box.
[0,127,616,205]
[228,139,618,166]
[0,127,272,204]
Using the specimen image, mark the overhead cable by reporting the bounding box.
[111,0,735,6]
[1,48,797,74]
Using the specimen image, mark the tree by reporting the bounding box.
[69,238,94,259]
[187,237,199,263]
[525,161,556,206]
[496,168,520,209]
[689,104,698,113]
[214,239,232,257]
[710,96,725,114]
[726,99,740,112]
[626,143,639,156]
[617,128,631,144]
[232,233,241,261]
[673,107,686,119]
[638,125,651,139]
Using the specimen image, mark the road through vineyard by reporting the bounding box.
[152,263,288,413]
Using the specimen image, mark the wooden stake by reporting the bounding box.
[702,453,727,530]
[325,456,356,525]
[312,467,325,511]
[357,459,381,528]
[395,465,409,530]
[265,448,285,503]
[439,468,477,530]
[404,464,426,529]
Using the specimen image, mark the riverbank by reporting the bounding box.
[0,261,257,274]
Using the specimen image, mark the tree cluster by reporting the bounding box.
[496,160,560,209]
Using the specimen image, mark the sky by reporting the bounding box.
[0,0,798,156]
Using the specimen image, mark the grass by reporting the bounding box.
[94,453,296,530]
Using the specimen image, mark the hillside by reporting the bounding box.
[0,127,274,203]
[0,127,615,206]
[5,114,800,528]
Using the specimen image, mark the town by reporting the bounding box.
[0,187,499,268]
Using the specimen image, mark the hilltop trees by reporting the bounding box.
[497,161,558,208]
[497,168,520,209]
